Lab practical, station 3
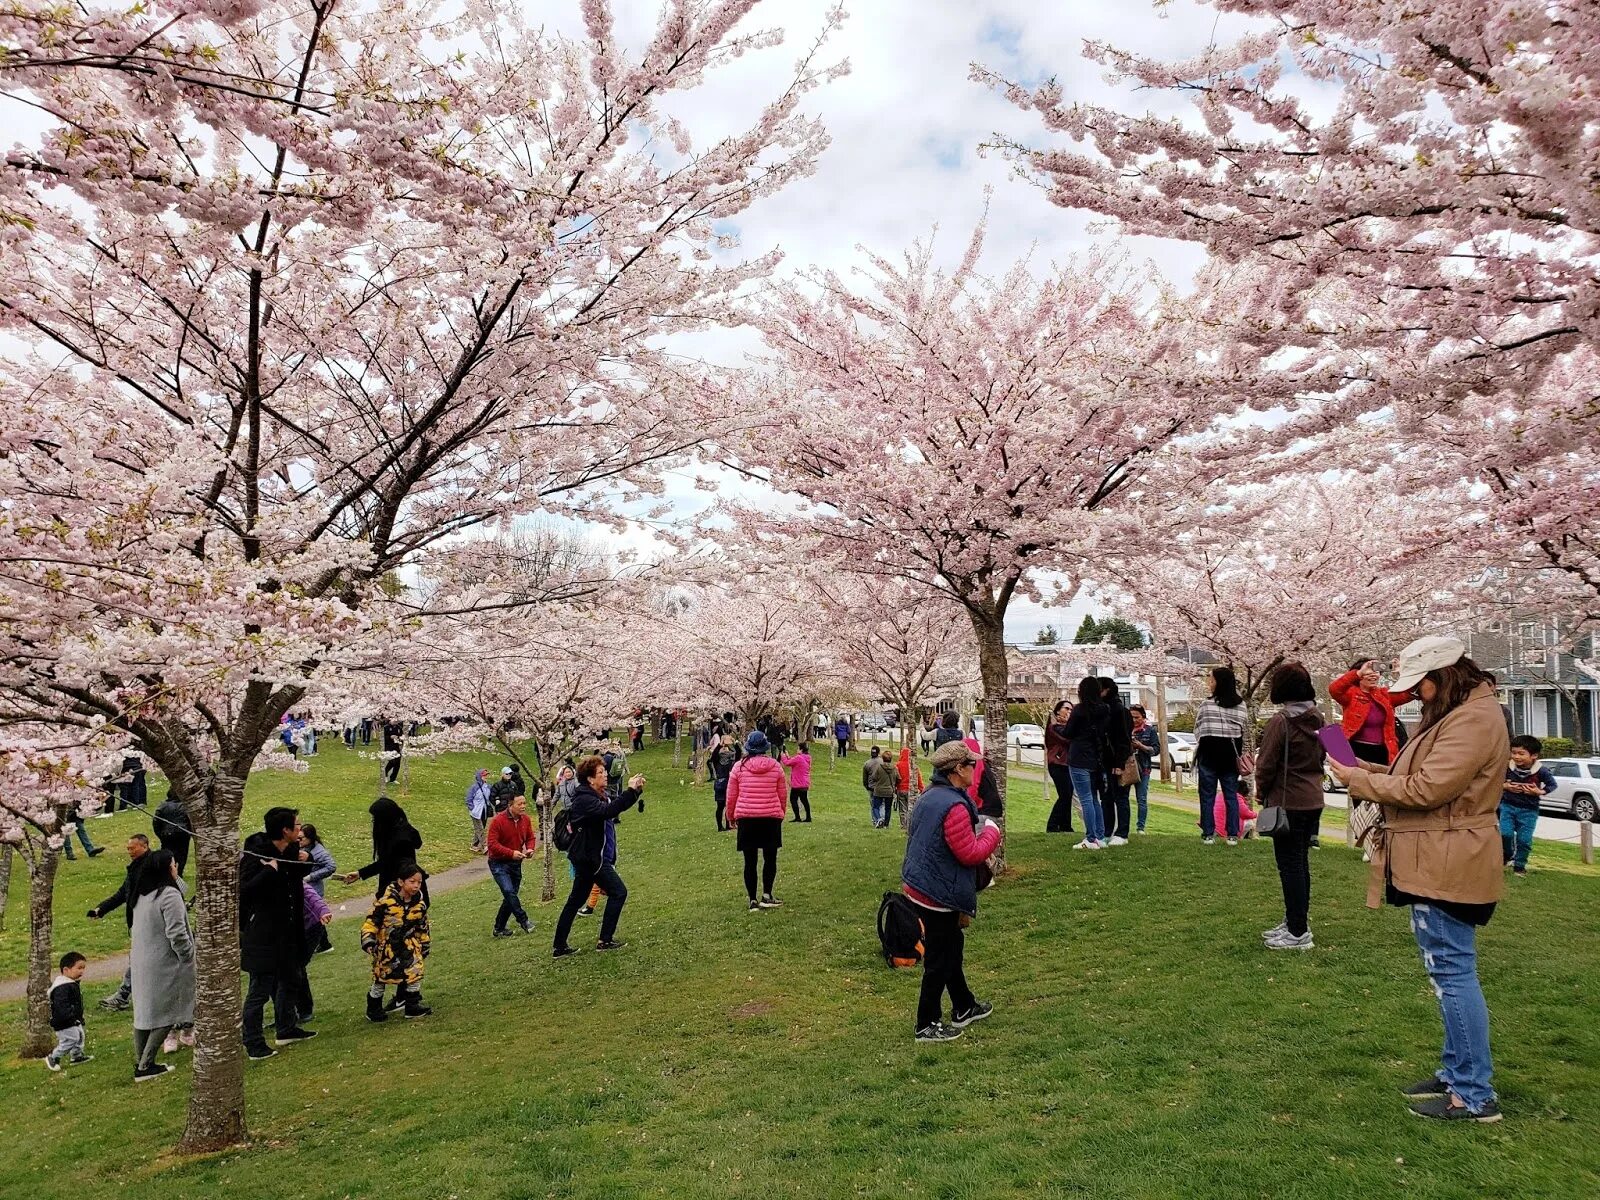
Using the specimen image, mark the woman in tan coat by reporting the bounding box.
[1328,636,1507,1123]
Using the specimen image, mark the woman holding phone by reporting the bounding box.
[1330,657,1414,769]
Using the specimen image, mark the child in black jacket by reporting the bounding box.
[46,952,93,1071]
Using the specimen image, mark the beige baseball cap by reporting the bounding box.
[1392,635,1468,692]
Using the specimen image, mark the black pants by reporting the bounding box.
[790,787,811,821]
[161,831,190,877]
[242,967,297,1046]
[914,904,975,1031]
[714,782,729,830]
[837,737,848,757]
[1100,778,1131,840]
[554,862,627,948]
[383,756,401,783]
[742,847,778,900]
[1046,764,1075,831]
[292,949,315,1021]
[1272,808,1321,936]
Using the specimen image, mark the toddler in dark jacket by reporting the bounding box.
[46,951,93,1071]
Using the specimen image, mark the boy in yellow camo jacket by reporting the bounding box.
[361,862,431,1021]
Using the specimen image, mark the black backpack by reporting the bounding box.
[876,892,925,969]
[552,806,578,853]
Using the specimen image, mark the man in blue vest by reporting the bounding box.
[900,740,1003,1043]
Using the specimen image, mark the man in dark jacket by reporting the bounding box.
[239,806,314,1059]
[87,833,149,1010]
[707,735,740,832]
[488,765,523,814]
[1098,679,1137,844]
[552,757,645,957]
[932,712,964,749]
[154,795,194,876]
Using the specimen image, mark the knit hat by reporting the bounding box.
[744,730,770,755]
[930,741,979,772]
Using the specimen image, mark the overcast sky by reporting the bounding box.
[575,0,1271,639]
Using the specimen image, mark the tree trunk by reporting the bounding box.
[539,788,557,904]
[1155,674,1172,783]
[177,774,248,1154]
[20,839,60,1058]
[974,617,1009,873]
[673,718,682,768]
[0,844,12,932]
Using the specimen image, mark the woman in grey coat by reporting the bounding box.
[129,850,195,1081]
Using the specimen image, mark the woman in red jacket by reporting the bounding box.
[1330,658,1414,768]
[727,730,790,912]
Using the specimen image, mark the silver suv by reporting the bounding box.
[1540,758,1600,823]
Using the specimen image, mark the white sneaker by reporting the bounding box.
[1226,838,1239,846]
[1072,839,1095,850]
[161,1033,180,1055]
[1086,840,1105,851]
[1107,836,1128,846]
[1261,922,1288,941]
[1265,929,1314,951]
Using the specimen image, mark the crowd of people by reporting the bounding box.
[46,634,1553,1126]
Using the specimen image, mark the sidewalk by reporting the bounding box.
[0,855,495,1002]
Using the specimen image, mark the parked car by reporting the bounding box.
[1540,758,1600,822]
[855,712,891,732]
[1165,733,1196,769]
[1006,724,1045,750]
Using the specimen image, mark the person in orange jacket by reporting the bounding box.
[894,746,924,828]
[1330,657,1415,768]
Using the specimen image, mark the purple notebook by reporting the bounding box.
[1318,726,1359,767]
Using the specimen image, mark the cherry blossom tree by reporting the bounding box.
[0,0,839,1151]
[717,223,1259,825]
[980,0,1600,617]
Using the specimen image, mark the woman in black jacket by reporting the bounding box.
[552,756,645,957]
[1063,677,1109,849]
[341,796,427,903]
[1098,678,1135,845]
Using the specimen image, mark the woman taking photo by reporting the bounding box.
[1328,636,1507,1123]
[1044,700,1075,834]
[128,850,194,1081]
[1254,663,1326,951]
[552,755,646,956]
[1330,657,1414,768]
[1194,666,1248,845]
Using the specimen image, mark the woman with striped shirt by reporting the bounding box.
[1194,666,1247,845]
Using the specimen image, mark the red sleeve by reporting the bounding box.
[1328,670,1359,706]
[942,805,1001,867]
[486,815,512,859]
[1385,685,1415,708]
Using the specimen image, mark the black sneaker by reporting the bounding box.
[596,939,627,951]
[88,846,106,857]
[98,994,130,1012]
[386,993,406,1011]
[577,906,594,916]
[493,928,514,939]
[1401,1077,1449,1101]
[553,945,579,959]
[245,1044,277,1061]
[1409,1094,1502,1123]
[69,1053,93,1064]
[748,900,760,913]
[518,919,533,934]
[950,1000,993,1028]
[914,1022,963,1043]
[134,1063,173,1082]
[45,1056,62,1072]
[758,895,783,909]
[403,1000,432,1019]
[275,1028,317,1045]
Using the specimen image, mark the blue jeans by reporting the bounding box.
[1135,769,1151,831]
[1410,903,1496,1112]
[1498,804,1538,869]
[869,791,886,826]
[489,861,528,932]
[61,821,96,860]
[1070,767,1105,842]
[1197,765,1240,838]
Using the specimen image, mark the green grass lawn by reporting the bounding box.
[2,739,1597,1199]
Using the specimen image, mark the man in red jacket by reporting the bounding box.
[487,794,536,937]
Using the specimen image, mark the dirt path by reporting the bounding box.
[0,855,494,1002]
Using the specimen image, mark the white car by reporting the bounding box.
[1165,733,1196,768]
[1540,758,1600,822]
[1007,724,1045,749]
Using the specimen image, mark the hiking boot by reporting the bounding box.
[553,945,579,959]
[1265,930,1314,951]
[596,939,627,952]
[403,998,432,1019]
[1401,1077,1449,1101]
[759,895,783,908]
[245,1043,277,1061]
[950,1000,993,1028]
[1408,1094,1502,1123]
[366,995,388,1023]
[134,1063,173,1082]
[275,1028,317,1045]
[493,928,515,939]
[914,1022,964,1044]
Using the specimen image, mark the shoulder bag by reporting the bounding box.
[1255,716,1292,838]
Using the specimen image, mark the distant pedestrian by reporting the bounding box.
[59,794,105,863]
[894,746,923,828]
[782,744,813,823]
[489,765,522,814]
[87,832,150,1012]
[728,731,789,912]
[45,952,92,1072]
[1255,663,1326,950]
[932,712,963,749]
[866,749,897,829]
[487,794,537,937]
[834,716,851,758]
[1098,678,1135,845]
[129,850,194,1081]
[1195,666,1248,844]
[154,794,193,876]
[466,768,494,853]
[300,824,337,954]
[1130,705,1158,834]
[294,881,333,1022]
[901,741,1003,1043]
[708,734,740,832]
[381,721,403,784]
[361,863,432,1021]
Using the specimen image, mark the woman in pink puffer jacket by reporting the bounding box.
[728,731,790,911]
